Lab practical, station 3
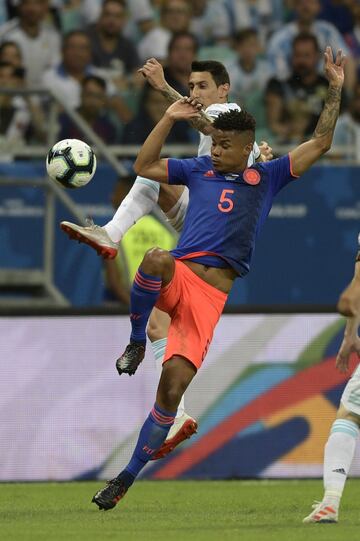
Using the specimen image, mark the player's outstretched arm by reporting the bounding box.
[133,97,201,182]
[289,47,345,177]
[139,58,214,135]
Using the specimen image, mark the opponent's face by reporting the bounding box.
[211,130,254,173]
[188,71,229,109]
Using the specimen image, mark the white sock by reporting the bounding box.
[323,419,359,503]
[104,176,160,243]
[151,337,185,419]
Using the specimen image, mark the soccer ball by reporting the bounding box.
[46,139,97,189]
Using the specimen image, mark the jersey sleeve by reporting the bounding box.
[167,158,195,186]
[260,154,299,196]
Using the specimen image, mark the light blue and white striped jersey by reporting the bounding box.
[267,21,350,80]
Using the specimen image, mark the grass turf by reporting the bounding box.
[1,479,359,541]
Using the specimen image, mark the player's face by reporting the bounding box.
[188,72,229,109]
[211,130,253,172]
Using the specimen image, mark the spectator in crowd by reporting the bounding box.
[345,2,360,73]
[265,33,328,143]
[86,0,141,93]
[267,0,356,93]
[42,30,132,123]
[333,81,360,162]
[217,0,285,47]
[189,0,230,46]
[121,82,192,144]
[58,74,117,144]
[137,0,192,63]
[163,32,198,95]
[0,61,31,148]
[0,40,23,68]
[225,28,272,132]
[0,0,61,87]
[103,175,177,306]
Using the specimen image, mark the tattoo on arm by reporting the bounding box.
[313,85,341,142]
[160,83,214,135]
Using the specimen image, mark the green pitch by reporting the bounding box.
[1,480,359,541]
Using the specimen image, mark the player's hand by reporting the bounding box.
[165,97,202,121]
[138,58,166,91]
[324,47,345,88]
[259,141,273,161]
[336,333,360,373]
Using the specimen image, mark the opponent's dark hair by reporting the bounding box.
[213,109,256,134]
[191,60,230,86]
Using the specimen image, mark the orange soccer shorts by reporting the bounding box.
[155,260,228,370]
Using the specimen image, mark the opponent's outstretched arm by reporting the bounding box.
[133,98,201,182]
[139,58,214,135]
[289,47,345,177]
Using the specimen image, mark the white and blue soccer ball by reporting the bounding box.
[46,139,97,189]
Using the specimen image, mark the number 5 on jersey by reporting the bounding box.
[218,189,234,213]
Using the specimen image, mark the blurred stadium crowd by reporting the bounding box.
[0,0,360,155]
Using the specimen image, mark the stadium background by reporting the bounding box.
[0,0,360,489]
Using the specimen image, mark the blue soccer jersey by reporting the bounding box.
[168,154,299,277]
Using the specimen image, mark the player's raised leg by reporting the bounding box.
[60,176,161,259]
[92,354,196,510]
[147,307,197,460]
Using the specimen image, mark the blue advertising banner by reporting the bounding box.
[0,161,359,306]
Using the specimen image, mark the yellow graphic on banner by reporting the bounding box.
[265,395,337,463]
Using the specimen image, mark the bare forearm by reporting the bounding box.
[133,113,173,177]
[160,82,214,134]
[312,84,342,150]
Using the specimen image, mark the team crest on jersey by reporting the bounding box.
[243,168,261,185]
[204,170,215,177]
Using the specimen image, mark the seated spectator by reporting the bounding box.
[189,0,231,46]
[86,0,141,93]
[0,40,22,68]
[265,33,328,143]
[163,31,199,95]
[103,175,177,305]
[121,82,192,144]
[333,81,360,162]
[225,28,272,131]
[217,0,285,47]
[0,0,61,87]
[58,74,117,144]
[267,0,356,92]
[137,0,192,63]
[42,30,132,123]
[345,2,360,74]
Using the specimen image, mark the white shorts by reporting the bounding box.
[164,187,189,233]
[341,363,360,415]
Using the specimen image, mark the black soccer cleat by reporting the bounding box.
[116,343,145,376]
[92,477,128,511]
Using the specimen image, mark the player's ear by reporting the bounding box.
[218,83,229,99]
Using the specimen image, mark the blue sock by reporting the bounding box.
[120,403,176,485]
[130,269,162,345]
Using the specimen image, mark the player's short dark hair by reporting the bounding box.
[82,74,107,91]
[233,28,258,45]
[292,32,320,52]
[168,31,199,54]
[191,60,230,86]
[213,109,256,134]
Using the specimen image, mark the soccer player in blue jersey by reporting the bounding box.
[92,47,345,511]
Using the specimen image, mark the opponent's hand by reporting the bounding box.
[165,97,202,121]
[138,58,166,91]
[336,333,360,373]
[324,46,345,88]
[259,141,273,161]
